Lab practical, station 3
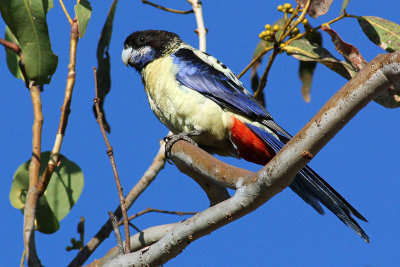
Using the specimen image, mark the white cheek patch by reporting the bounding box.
[122,47,133,65]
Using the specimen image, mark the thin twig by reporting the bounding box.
[0,37,21,54]
[280,1,311,42]
[93,67,131,254]
[187,0,207,52]
[128,222,142,233]
[237,46,274,79]
[36,19,80,196]
[108,212,124,255]
[23,82,43,267]
[119,208,197,226]
[20,249,25,267]
[254,0,311,99]
[254,48,280,100]
[69,142,166,266]
[141,0,193,14]
[59,0,73,24]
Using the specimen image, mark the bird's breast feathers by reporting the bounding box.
[141,55,234,153]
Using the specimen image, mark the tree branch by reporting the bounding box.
[141,0,193,14]
[103,53,400,266]
[86,223,177,267]
[187,0,207,52]
[36,19,80,195]
[68,141,167,266]
[23,82,43,267]
[93,67,131,254]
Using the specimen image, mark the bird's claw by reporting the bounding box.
[164,130,201,163]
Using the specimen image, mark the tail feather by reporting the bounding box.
[295,166,369,242]
[245,122,369,241]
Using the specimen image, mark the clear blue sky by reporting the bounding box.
[1,1,399,266]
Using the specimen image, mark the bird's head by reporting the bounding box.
[122,30,182,72]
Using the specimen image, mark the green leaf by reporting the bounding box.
[10,152,84,233]
[44,153,84,221]
[357,16,400,53]
[4,26,23,80]
[75,0,92,38]
[298,30,322,103]
[0,0,58,85]
[46,0,54,12]
[10,157,60,234]
[35,194,60,234]
[93,0,119,133]
[299,61,315,103]
[340,0,350,14]
[286,39,357,80]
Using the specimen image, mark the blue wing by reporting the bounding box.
[173,49,273,120]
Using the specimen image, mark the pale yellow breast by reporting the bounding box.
[141,56,234,152]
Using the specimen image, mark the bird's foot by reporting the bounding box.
[164,130,202,163]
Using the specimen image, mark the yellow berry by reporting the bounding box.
[302,18,308,24]
[293,27,299,34]
[259,33,263,39]
[265,30,272,36]
[265,24,271,30]
[284,3,292,10]
[277,5,284,11]
[280,43,286,48]
[272,24,280,32]
[288,8,294,13]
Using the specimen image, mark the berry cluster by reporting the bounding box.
[258,2,309,42]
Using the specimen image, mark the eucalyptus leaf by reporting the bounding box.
[357,16,400,52]
[340,0,350,14]
[0,0,58,84]
[75,0,92,38]
[286,39,357,80]
[10,151,84,233]
[4,26,23,80]
[93,0,119,133]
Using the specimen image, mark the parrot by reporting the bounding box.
[121,30,368,241]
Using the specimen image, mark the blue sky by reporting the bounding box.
[1,1,399,266]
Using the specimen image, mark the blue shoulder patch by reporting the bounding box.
[172,48,272,121]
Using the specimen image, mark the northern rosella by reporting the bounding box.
[122,30,368,241]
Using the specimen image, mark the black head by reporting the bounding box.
[122,30,182,71]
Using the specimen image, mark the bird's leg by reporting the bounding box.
[164,130,202,161]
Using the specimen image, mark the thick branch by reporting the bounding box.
[86,223,177,267]
[104,53,400,266]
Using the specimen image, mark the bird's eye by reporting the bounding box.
[124,44,129,49]
[138,36,147,44]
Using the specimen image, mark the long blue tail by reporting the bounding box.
[246,123,369,242]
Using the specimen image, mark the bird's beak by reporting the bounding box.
[122,47,133,66]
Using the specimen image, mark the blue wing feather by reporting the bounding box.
[173,48,273,121]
